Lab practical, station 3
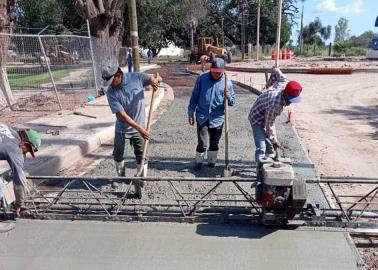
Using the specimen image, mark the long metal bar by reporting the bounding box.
[28,175,257,182]
[29,175,378,184]
[82,180,111,216]
[233,181,261,214]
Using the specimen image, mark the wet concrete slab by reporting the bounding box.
[0,220,361,270]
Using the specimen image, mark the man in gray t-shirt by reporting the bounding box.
[102,65,162,177]
[0,123,41,217]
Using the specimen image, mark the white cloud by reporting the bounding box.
[315,0,366,14]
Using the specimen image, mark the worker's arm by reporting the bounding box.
[264,107,281,144]
[266,67,288,90]
[116,110,149,140]
[225,80,236,106]
[188,76,201,125]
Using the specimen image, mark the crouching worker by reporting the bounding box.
[188,58,236,169]
[248,68,303,163]
[0,123,41,217]
[102,64,162,177]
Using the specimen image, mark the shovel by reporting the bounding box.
[134,73,159,199]
[223,73,234,177]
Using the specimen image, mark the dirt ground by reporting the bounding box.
[225,59,378,270]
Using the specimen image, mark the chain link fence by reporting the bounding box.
[0,26,99,112]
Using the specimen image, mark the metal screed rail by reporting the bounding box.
[3,175,378,233]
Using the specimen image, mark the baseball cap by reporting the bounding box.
[284,81,302,103]
[25,129,41,158]
[101,64,118,87]
[210,58,225,73]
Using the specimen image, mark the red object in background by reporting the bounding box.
[271,50,277,60]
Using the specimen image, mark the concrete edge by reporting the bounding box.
[0,84,171,176]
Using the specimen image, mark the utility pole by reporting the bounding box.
[299,4,304,55]
[256,0,261,61]
[240,0,247,60]
[128,0,140,72]
[275,0,283,67]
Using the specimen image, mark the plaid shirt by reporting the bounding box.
[248,68,288,143]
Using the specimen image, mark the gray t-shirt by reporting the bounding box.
[0,123,26,187]
[106,72,151,135]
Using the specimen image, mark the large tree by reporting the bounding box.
[302,17,331,54]
[334,17,349,42]
[75,0,123,64]
[0,0,16,110]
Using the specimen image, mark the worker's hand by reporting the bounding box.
[272,142,280,150]
[225,89,231,99]
[137,127,150,140]
[150,74,162,92]
[188,116,195,126]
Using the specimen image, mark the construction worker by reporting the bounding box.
[248,68,302,162]
[102,64,162,178]
[0,123,41,217]
[188,58,236,169]
[127,49,133,73]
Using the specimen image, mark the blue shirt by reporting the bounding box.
[188,72,236,128]
[106,72,151,135]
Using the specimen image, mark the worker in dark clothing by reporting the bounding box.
[0,123,41,217]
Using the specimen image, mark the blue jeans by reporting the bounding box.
[252,124,274,162]
[128,63,133,73]
[113,132,144,164]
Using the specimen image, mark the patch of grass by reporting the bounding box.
[8,69,71,88]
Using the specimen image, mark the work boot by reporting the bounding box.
[207,151,218,168]
[195,152,206,170]
[136,163,148,188]
[115,160,125,177]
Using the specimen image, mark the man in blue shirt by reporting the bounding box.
[188,58,236,169]
[102,64,162,177]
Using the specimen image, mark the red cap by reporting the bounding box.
[284,81,302,103]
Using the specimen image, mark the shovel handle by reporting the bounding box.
[136,72,159,176]
[224,73,229,167]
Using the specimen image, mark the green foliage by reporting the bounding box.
[334,17,349,42]
[349,31,376,48]
[301,17,331,46]
[14,0,83,33]
[334,40,352,54]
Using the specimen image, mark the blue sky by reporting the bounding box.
[292,0,378,42]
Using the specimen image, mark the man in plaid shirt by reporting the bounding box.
[248,68,303,162]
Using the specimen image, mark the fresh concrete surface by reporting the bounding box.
[0,220,361,270]
[0,65,167,176]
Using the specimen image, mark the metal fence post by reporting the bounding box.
[37,34,63,111]
[87,20,99,96]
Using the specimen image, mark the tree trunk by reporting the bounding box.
[190,23,194,51]
[0,1,16,111]
[75,0,123,86]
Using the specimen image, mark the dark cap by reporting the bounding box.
[210,58,225,73]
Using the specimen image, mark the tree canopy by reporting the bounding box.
[334,17,349,42]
